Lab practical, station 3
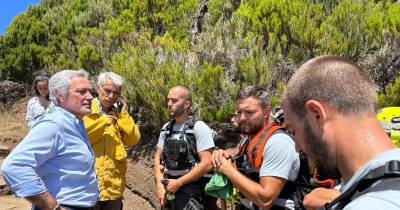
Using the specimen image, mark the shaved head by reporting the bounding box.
[284,55,376,118]
[170,85,192,104]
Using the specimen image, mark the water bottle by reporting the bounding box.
[166,192,175,200]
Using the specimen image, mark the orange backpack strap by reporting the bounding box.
[247,124,285,167]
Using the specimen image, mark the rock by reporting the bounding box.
[0,80,27,108]
[0,158,12,195]
[0,144,10,156]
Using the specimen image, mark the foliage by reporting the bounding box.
[1,0,400,129]
[378,77,400,108]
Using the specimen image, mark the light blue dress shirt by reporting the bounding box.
[1,106,99,207]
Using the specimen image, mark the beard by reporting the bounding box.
[303,119,341,179]
[169,106,185,118]
[238,117,264,135]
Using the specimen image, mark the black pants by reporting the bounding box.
[167,181,203,210]
[166,177,217,210]
[89,198,123,210]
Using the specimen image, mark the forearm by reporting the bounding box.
[178,160,212,186]
[222,166,278,209]
[153,149,164,186]
[26,191,58,210]
[118,112,141,146]
[303,188,340,210]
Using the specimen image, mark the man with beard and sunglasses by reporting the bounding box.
[213,85,300,210]
[153,85,216,210]
[282,55,400,209]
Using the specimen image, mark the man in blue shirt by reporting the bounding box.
[1,70,99,210]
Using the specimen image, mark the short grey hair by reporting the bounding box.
[97,72,124,87]
[284,55,376,118]
[49,69,89,105]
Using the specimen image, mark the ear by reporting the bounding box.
[184,100,191,110]
[305,100,327,129]
[55,89,64,104]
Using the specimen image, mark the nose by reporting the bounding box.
[167,100,172,107]
[86,90,93,100]
[237,112,246,122]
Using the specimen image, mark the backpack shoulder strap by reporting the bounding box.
[180,116,197,137]
[247,123,286,168]
[163,120,176,138]
[181,116,199,161]
[322,160,400,210]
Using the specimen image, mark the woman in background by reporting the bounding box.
[26,74,53,128]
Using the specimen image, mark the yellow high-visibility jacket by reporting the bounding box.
[83,99,141,201]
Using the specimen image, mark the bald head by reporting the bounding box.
[284,55,376,117]
[169,85,192,104]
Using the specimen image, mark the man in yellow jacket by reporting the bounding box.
[84,72,141,210]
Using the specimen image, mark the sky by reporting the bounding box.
[0,0,40,35]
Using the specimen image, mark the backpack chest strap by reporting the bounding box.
[246,124,285,168]
[322,160,400,210]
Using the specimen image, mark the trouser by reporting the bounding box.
[32,205,91,210]
[165,177,217,210]
[89,198,123,210]
[166,181,203,210]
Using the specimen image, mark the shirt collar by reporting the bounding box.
[55,106,81,124]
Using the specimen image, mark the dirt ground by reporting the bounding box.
[0,97,157,210]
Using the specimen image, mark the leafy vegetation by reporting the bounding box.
[1,0,400,129]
